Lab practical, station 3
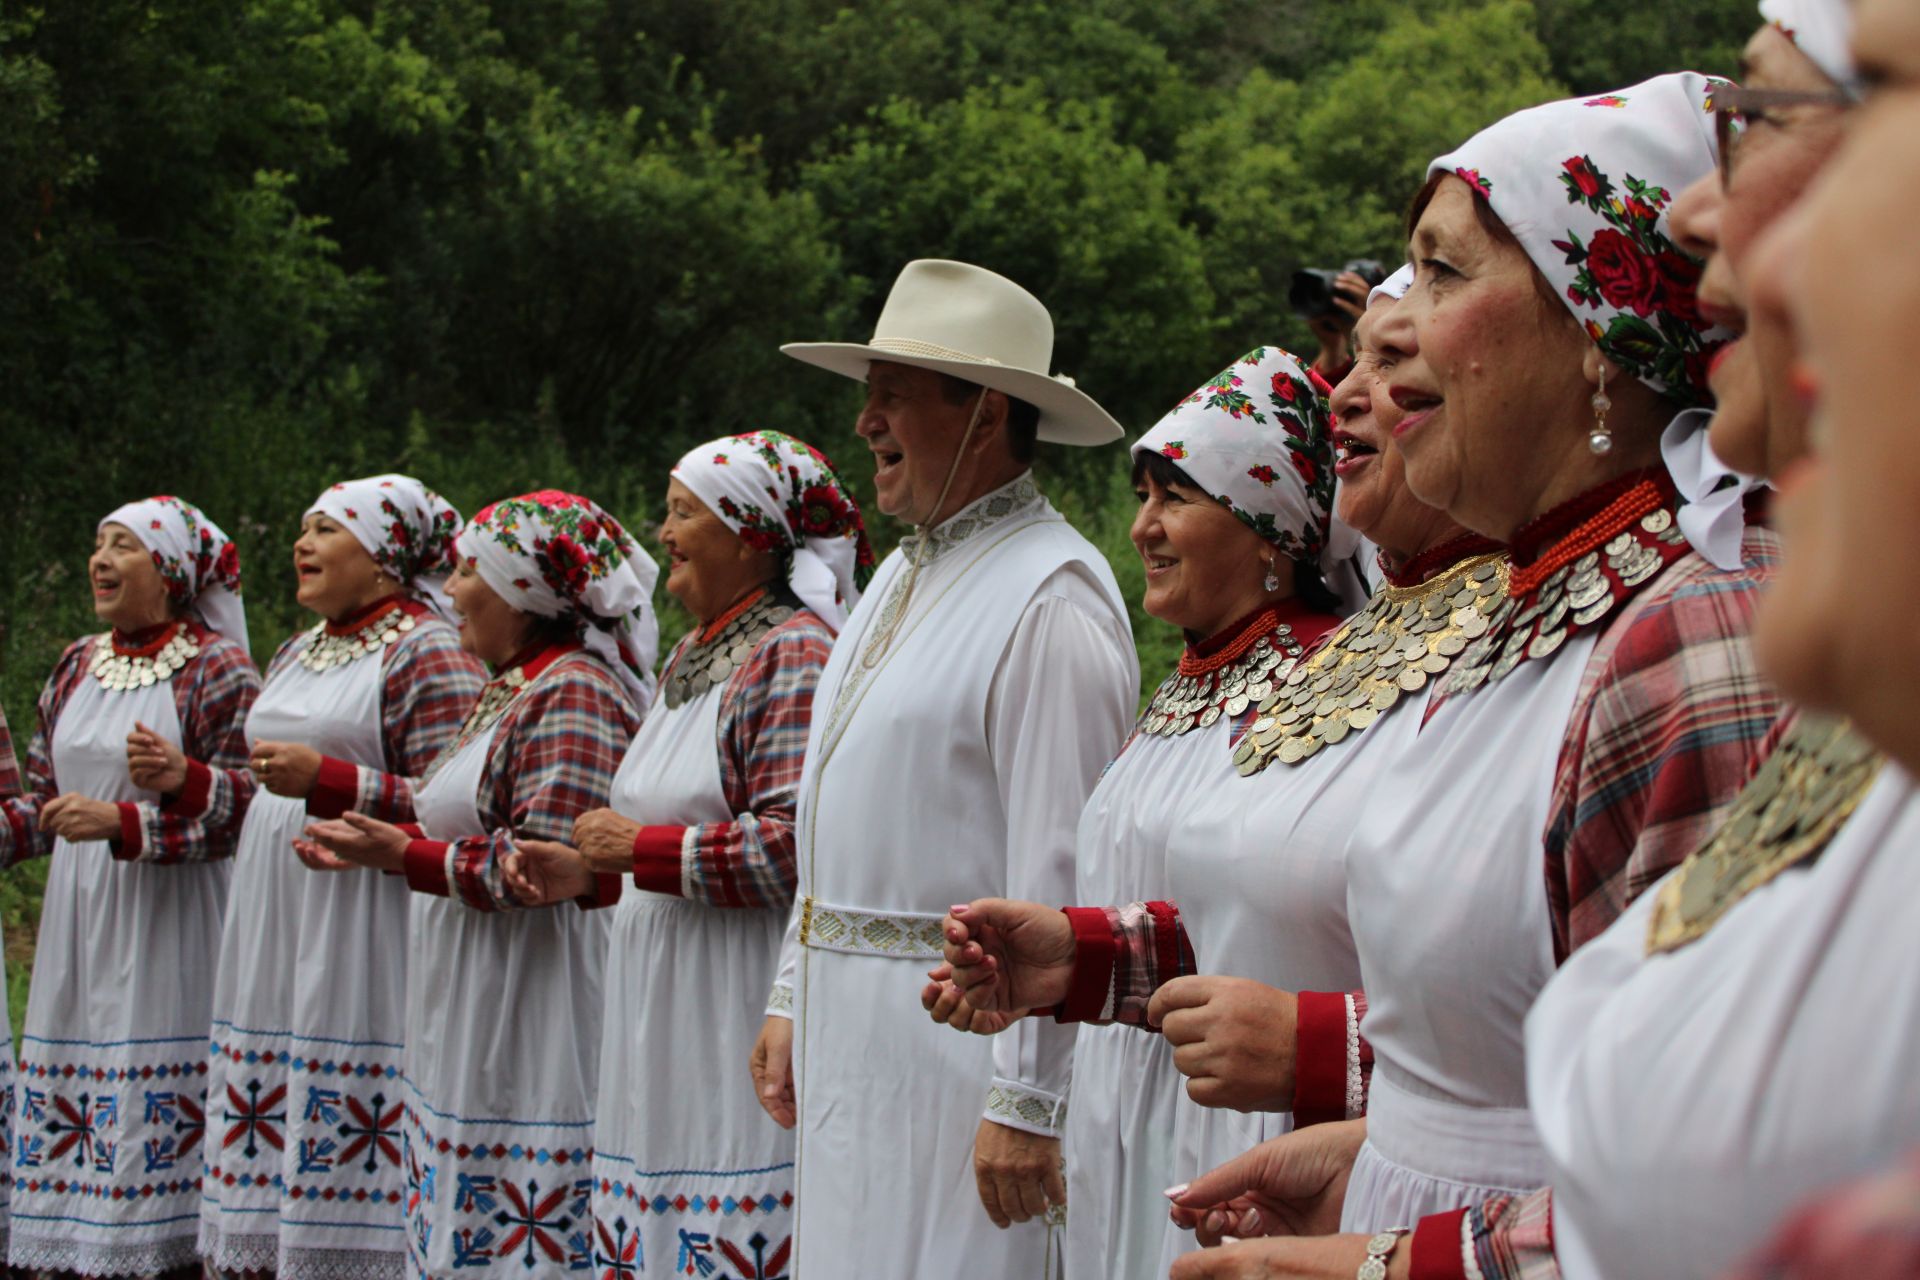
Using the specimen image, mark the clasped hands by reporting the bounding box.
[498,807,640,904]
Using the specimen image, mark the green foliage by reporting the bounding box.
[0,0,1739,1019]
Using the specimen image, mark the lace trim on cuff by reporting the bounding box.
[985,1077,1068,1135]
[1345,993,1366,1120]
[766,983,794,1016]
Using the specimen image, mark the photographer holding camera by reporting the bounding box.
[1290,258,1388,385]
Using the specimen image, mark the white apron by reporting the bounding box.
[401,714,608,1278]
[1064,722,1223,1280]
[1152,696,1393,1269]
[9,660,232,1277]
[199,639,409,1279]
[590,670,793,1280]
[1529,764,1920,1280]
[1336,637,1595,1231]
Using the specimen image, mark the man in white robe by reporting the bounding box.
[749,259,1138,1276]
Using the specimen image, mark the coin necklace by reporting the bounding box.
[1645,714,1881,955]
[297,603,416,673]
[1235,549,1509,775]
[433,665,533,772]
[1441,475,1690,699]
[90,622,201,693]
[663,588,796,710]
[1139,607,1305,740]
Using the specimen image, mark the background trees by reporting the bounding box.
[0,0,1743,1013]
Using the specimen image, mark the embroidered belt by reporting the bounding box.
[798,896,946,959]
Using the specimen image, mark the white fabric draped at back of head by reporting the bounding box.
[99,495,249,653]
[1133,345,1370,612]
[456,490,660,706]
[1426,72,1757,570]
[306,473,464,623]
[670,431,875,633]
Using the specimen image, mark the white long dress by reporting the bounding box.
[1527,760,1920,1280]
[589,626,804,1280]
[401,707,610,1278]
[1335,637,1595,1231]
[199,632,420,1279]
[771,476,1137,1279]
[9,666,232,1275]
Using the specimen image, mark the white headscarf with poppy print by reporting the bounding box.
[1133,346,1369,611]
[1759,0,1862,98]
[1426,72,1758,570]
[99,496,249,653]
[306,474,464,623]
[671,431,875,633]
[457,491,659,707]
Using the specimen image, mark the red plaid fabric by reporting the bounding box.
[0,627,258,867]
[629,613,833,908]
[1546,525,1784,960]
[0,703,20,798]
[407,648,641,912]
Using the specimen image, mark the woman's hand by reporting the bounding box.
[504,839,593,905]
[251,740,323,799]
[919,965,1024,1035]
[571,808,642,875]
[41,794,123,843]
[126,721,188,795]
[300,811,408,872]
[937,899,1078,1014]
[1149,976,1299,1112]
[1168,1234,1409,1280]
[1166,1120,1367,1245]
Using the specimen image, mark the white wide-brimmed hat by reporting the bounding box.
[781,258,1124,446]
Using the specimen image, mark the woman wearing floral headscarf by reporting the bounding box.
[125,475,485,1280]
[505,431,870,1277]
[1,496,260,1278]
[299,490,651,1279]
[1151,74,1783,1280]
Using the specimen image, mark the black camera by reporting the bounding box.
[1288,259,1390,321]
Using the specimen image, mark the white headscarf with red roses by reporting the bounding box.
[1133,346,1369,611]
[457,491,659,707]
[1759,0,1862,97]
[306,474,464,623]
[1427,71,1758,570]
[99,496,249,652]
[671,430,876,633]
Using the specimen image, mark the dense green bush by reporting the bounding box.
[0,0,1745,1030]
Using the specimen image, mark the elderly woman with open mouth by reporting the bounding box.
[2,496,259,1279]
[504,432,871,1277]
[297,490,651,1279]
[127,475,485,1280]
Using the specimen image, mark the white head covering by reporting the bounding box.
[1759,0,1864,97]
[456,491,659,706]
[1427,72,1757,568]
[1134,346,1370,612]
[99,496,249,652]
[306,474,463,623]
[1369,263,1415,305]
[670,431,875,633]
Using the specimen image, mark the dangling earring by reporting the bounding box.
[1262,557,1281,593]
[1589,365,1613,456]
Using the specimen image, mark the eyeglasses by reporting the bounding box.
[1714,84,1855,189]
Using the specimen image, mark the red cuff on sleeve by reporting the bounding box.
[403,840,452,896]
[629,825,689,896]
[578,873,624,911]
[1053,907,1115,1023]
[111,801,144,861]
[1409,1208,1470,1280]
[306,755,360,820]
[165,758,214,819]
[1293,990,1351,1128]
[398,823,424,839]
